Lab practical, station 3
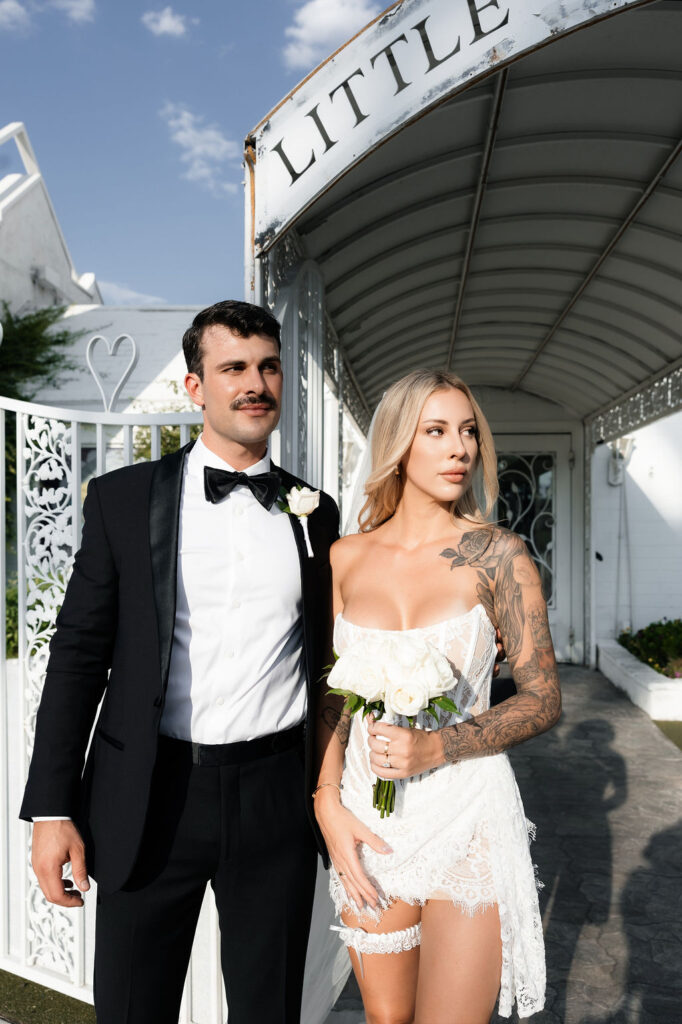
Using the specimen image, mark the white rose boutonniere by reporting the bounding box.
[278,485,320,556]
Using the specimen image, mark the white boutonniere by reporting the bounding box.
[277,485,320,557]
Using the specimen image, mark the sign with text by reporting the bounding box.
[248,0,651,254]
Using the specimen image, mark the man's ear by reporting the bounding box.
[185,372,204,409]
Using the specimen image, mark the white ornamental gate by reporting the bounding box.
[0,393,343,1021]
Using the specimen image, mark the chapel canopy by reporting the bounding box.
[246,0,682,428]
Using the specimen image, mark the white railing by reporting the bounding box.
[0,393,346,1022]
[0,396,213,1013]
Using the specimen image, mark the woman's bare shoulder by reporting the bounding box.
[330,531,374,564]
[487,524,528,554]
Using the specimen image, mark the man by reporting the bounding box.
[20,300,340,1023]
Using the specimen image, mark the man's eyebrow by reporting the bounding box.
[215,356,282,369]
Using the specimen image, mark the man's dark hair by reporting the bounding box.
[182,300,281,378]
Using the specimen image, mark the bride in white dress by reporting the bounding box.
[313,369,561,1023]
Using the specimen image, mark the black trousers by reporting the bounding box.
[93,731,318,1024]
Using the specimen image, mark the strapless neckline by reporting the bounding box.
[336,602,493,635]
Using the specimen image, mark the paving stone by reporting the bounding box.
[331,665,682,1023]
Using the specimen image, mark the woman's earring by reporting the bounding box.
[394,466,400,475]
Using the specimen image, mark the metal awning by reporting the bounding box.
[247,0,682,420]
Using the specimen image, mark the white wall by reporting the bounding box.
[592,408,682,639]
[38,306,202,412]
[0,152,101,311]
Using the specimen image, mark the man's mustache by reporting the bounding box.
[231,394,278,410]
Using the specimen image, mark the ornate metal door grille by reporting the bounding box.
[496,452,556,608]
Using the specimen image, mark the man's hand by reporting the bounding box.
[32,820,90,908]
[492,626,506,677]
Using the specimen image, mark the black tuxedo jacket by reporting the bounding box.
[20,441,339,893]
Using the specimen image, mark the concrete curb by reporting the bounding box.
[597,639,682,719]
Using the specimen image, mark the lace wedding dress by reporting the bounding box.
[329,603,546,1019]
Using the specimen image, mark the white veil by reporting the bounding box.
[342,405,379,536]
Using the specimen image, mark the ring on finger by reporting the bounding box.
[382,759,391,768]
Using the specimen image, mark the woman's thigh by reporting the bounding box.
[341,900,421,1024]
[415,901,502,1024]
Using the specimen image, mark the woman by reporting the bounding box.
[314,369,561,1023]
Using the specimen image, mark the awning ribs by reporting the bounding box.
[510,127,682,391]
[446,68,508,371]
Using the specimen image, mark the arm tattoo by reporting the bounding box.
[439,527,561,763]
[321,704,350,745]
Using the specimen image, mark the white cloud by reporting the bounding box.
[283,0,380,71]
[142,6,189,37]
[99,281,167,306]
[0,0,96,30]
[160,103,240,197]
[49,0,95,22]
[0,0,30,31]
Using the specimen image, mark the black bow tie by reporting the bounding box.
[203,466,281,511]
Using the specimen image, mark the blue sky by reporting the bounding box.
[0,0,380,306]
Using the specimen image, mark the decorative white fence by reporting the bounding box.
[0,396,212,1011]
[0,391,348,1022]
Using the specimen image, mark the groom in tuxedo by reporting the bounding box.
[20,300,339,1023]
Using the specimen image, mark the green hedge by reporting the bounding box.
[618,617,682,679]
[6,583,17,658]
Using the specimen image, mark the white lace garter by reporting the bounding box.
[330,922,421,978]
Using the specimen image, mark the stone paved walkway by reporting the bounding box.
[326,664,682,1024]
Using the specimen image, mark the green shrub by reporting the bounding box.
[5,577,62,659]
[618,617,682,679]
[6,581,18,658]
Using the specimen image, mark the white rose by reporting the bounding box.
[384,668,431,718]
[328,643,387,704]
[352,660,387,704]
[423,641,454,697]
[287,486,320,516]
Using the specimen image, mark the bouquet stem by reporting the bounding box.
[372,777,395,818]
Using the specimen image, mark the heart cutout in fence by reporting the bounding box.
[86,333,139,412]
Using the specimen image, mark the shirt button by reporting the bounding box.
[231,599,242,610]
[216,697,225,706]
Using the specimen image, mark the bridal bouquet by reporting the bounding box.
[327,634,459,818]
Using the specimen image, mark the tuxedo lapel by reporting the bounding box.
[149,441,195,691]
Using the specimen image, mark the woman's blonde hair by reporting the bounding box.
[358,369,498,533]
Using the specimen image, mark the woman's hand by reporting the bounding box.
[367,717,444,780]
[314,787,392,910]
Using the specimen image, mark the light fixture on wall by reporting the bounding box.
[607,437,634,486]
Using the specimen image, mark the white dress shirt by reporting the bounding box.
[160,435,307,744]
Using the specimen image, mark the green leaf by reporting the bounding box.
[434,696,459,713]
[424,706,439,724]
[327,687,353,698]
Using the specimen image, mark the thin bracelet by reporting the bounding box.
[312,782,342,799]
